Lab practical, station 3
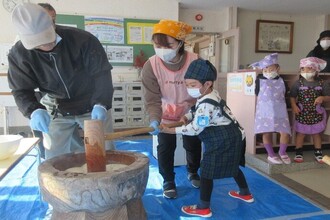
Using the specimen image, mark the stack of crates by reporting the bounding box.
[112,83,127,128]
[112,82,148,129]
[126,82,147,127]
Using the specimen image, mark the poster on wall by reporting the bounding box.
[244,72,256,95]
[105,45,133,63]
[127,22,154,44]
[85,16,125,44]
[228,74,243,92]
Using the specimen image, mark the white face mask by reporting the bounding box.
[154,42,181,63]
[263,71,278,79]
[320,40,330,50]
[301,72,316,81]
[187,87,202,98]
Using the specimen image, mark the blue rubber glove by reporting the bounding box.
[149,120,160,135]
[91,104,107,120]
[30,109,51,133]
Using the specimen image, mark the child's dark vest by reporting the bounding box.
[191,98,243,131]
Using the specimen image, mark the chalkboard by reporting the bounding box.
[56,14,157,66]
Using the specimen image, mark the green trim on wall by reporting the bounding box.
[56,14,85,30]
[55,14,158,66]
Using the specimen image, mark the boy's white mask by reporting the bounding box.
[187,87,202,98]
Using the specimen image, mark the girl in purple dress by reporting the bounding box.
[290,57,330,163]
[251,53,291,164]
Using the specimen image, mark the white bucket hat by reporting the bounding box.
[12,3,56,50]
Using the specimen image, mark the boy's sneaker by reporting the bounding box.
[228,191,254,203]
[314,149,323,164]
[181,205,212,218]
[294,151,304,163]
[163,181,177,199]
[187,173,200,188]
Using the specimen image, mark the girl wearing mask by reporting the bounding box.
[141,20,202,199]
[290,57,330,163]
[251,53,291,164]
[307,30,330,73]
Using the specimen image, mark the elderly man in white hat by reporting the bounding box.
[8,3,114,159]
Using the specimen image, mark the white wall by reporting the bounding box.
[0,0,179,43]
[180,8,329,72]
[179,8,229,33]
[238,9,327,72]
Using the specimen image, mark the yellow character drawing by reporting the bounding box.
[245,74,253,87]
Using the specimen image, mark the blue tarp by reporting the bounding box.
[0,138,329,220]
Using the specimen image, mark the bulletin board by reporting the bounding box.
[56,14,158,66]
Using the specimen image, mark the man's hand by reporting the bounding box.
[91,105,107,120]
[30,109,50,133]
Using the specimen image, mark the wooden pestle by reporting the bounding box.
[84,120,183,172]
[104,121,183,140]
[84,120,106,172]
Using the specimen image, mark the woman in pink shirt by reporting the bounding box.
[141,20,202,199]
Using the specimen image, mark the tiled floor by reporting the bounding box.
[247,149,330,210]
[283,168,330,198]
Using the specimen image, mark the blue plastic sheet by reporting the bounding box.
[0,151,50,220]
[0,139,328,220]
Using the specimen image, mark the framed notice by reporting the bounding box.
[255,20,294,53]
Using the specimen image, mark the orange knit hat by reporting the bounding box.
[153,19,192,41]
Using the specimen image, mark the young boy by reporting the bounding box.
[161,59,254,218]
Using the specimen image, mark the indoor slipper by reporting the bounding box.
[267,156,283,164]
[279,154,291,164]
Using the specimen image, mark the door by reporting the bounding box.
[213,28,240,99]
